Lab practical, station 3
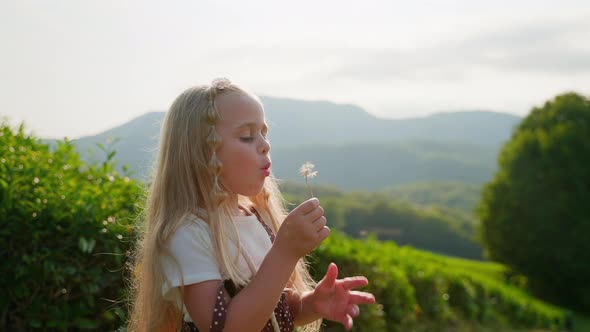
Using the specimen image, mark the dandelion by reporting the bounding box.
[299,161,318,198]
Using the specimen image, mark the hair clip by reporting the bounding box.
[211,77,231,90]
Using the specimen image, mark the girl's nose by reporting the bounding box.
[259,136,270,154]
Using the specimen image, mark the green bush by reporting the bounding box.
[310,231,571,331]
[0,123,142,330]
[478,92,590,311]
[311,233,417,331]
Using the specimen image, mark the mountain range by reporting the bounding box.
[68,96,522,190]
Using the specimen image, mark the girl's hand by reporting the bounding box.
[312,263,375,330]
[274,198,330,261]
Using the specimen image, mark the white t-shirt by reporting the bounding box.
[161,213,273,320]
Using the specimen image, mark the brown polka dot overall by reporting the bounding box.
[182,208,295,332]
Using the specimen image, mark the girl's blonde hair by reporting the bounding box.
[128,80,320,332]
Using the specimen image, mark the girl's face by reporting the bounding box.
[215,92,271,197]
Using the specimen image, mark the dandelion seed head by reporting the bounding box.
[299,161,318,198]
[299,162,318,178]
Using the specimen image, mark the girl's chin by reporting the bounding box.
[237,184,266,197]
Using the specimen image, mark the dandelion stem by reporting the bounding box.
[305,177,314,198]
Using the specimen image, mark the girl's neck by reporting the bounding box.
[226,193,251,217]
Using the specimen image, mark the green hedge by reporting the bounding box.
[310,232,571,331]
[0,123,142,330]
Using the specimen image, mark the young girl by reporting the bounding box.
[128,78,375,332]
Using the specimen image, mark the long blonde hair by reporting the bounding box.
[128,80,320,332]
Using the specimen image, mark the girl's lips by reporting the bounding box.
[261,162,271,176]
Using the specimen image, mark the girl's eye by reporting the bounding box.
[240,137,254,142]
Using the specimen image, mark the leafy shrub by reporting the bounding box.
[310,231,570,331]
[0,123,142,330]
[478,92,590,311]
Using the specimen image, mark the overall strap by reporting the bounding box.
[249,206,284,332]
[250,207,276,243]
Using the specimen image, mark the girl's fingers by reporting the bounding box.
[295,198,319,215]
[346,304,360,318]
[339,276,369,290]
[348,291,376,304]
[317,226,330,241]
[318,263,338,289]
[307,205,324,220]
[342,313,353,330]
[314,216,327,232]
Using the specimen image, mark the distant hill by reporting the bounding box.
[280,181,482,259]
[271,140,497,190]
[71,111,163,177]
[262,97,520,147]
[384,181,482,215]
[64,97,521,189]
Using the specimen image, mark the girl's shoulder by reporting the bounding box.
[179,213,210,233]
[166,214,213,251]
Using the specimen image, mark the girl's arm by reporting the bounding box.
[184,246,299,331]
[184,198,329,332]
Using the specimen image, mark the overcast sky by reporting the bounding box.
[1,0,589,139]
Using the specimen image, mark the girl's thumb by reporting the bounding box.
[321,263,338,288]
